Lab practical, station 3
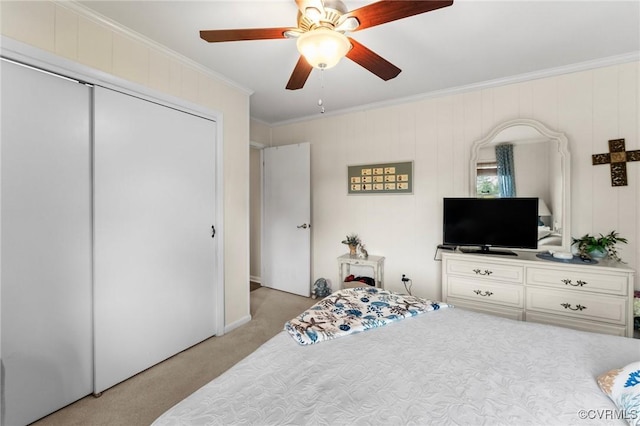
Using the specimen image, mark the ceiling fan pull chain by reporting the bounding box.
[318,68,325,114]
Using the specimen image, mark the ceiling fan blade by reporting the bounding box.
[348,0,453,31]
[346,38,401,81]
[286,56,314,90]
[200,28,291,43]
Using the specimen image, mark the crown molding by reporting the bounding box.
[271,51,640,127]
[61,0,253,96]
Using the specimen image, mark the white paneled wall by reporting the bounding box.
[1,0,252,327]
[271,62,639,299]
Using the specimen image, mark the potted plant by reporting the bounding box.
[571,230,628,262]
[341,233,361,256]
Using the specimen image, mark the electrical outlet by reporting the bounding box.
[401,274,410,282]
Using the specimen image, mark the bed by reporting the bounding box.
[152,288,639,425]
[537,226,563,247]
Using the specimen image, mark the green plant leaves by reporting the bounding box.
[571,230,627,262]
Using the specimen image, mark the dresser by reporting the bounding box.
[441,251,636,337]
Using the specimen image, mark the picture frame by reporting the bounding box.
[348,161,413,195]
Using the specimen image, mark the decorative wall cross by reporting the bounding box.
[592,138,640,186]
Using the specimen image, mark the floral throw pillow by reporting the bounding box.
[597,361,640,425]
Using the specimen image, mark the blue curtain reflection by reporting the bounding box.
[495,144,516,197]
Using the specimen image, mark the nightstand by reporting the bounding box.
[338,253,385,290]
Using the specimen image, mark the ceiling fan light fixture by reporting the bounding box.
[296,28,351,69]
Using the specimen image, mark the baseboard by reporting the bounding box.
[224,315,251,334]
[250,275,261,284]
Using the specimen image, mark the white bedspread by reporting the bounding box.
[152,307,640,425]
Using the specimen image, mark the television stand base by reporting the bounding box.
[459,247,518,256]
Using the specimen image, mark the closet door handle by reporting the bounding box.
[211,225,216,238]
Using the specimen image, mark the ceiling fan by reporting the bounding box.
[200,0,453,90]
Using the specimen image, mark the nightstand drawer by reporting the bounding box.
[526,267,628,296]
[446,259,524,283]
[446,277,524,308]
[526,287,627,325]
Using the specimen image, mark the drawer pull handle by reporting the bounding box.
[560,303,587,311]
[473,269,493,276]
[473,290,493,297]
[561,279,587,287]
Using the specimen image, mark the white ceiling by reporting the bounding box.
[77,0,640,125]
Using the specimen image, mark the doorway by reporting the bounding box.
[250,142,264,291]
[249,142,312,297]
[262,143,311,297]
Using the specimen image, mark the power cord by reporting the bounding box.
[401,274,412,295]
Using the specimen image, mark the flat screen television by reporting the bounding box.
[443,197,539,256]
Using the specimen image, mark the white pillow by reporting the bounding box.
[597,361,640,425]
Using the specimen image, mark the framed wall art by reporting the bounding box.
[348,161,413,195]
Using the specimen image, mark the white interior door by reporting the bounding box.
[93,86,218,393]
[262,143,311,297]
[1,60,92,425]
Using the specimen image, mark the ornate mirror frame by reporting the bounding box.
[469,118,571,252]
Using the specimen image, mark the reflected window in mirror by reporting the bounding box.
[476,162,498,197]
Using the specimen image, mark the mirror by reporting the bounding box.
[470,118,571,251]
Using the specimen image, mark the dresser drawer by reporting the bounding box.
[447,297,524,321]
[525,311,627,337]
[446,277,524,308]
[526,267,628,296]
[526,287,627,325]
[446,259,524,283]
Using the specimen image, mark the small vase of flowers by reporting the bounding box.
[342,233,361,256]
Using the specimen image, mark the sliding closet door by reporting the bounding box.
[1,60,92,425]
[93,87,217,393]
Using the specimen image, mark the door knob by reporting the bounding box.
[297,223,310,229]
